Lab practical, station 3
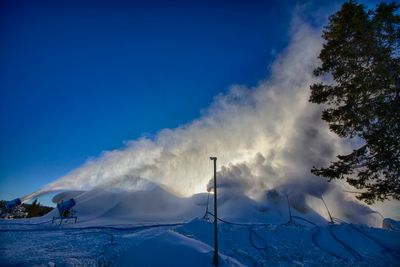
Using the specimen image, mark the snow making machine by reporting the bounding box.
[5,198,22,211]
[52,198,77,224]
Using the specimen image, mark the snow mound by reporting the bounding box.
[383,218,400,231]
[119,230,244,267]
[43,186,386,228]
[46,186,206,225]
[46,186,333,226]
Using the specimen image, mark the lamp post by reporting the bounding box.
[210,156,218,266]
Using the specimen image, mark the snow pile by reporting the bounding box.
[44,186,330,226]
[119,230,243,267]
[45,182,387,229]
[44,187,203,225]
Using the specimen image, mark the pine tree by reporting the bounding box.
[310,1,400,203]
[27,199,41,218]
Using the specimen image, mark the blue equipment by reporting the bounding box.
[57,198,76,216]
[52,198,77,224]
[5,198,22,210]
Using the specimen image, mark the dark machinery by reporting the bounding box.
[52,198,77,224]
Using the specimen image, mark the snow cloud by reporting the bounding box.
[40,22,332,196]
[25,10,385,225]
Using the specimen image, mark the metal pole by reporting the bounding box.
[285,194,292,224]
[321,196,334,224]
[210,156,218,266]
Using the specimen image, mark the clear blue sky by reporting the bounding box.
[0,0,379,203]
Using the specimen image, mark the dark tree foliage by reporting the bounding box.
[22,201,54,218]
[27,199,41,218]
[310,1,400,203]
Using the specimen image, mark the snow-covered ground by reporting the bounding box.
[1,188,399,266]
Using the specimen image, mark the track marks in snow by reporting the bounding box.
[1,219,400,266]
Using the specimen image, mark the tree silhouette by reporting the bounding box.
[310,1,400,203]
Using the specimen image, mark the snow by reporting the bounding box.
[383,218,400,231]
[1,187,399,266]
[119,230,244,267]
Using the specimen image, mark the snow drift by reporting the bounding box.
[44,184,378,228]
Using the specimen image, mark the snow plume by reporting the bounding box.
[39,23,327,196]
[29,16,379,224]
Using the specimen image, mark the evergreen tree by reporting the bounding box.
[310,1,400,203]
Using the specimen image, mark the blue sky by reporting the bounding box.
[0,0,381,204]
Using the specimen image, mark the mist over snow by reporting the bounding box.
[24,15,389,225]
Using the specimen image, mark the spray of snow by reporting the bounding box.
[25,14,383,225]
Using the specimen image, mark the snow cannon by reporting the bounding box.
[53,198,77,224]
[57,198,76,217]
[5,198,22,210]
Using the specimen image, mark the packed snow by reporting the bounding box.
[1,187,399,266]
